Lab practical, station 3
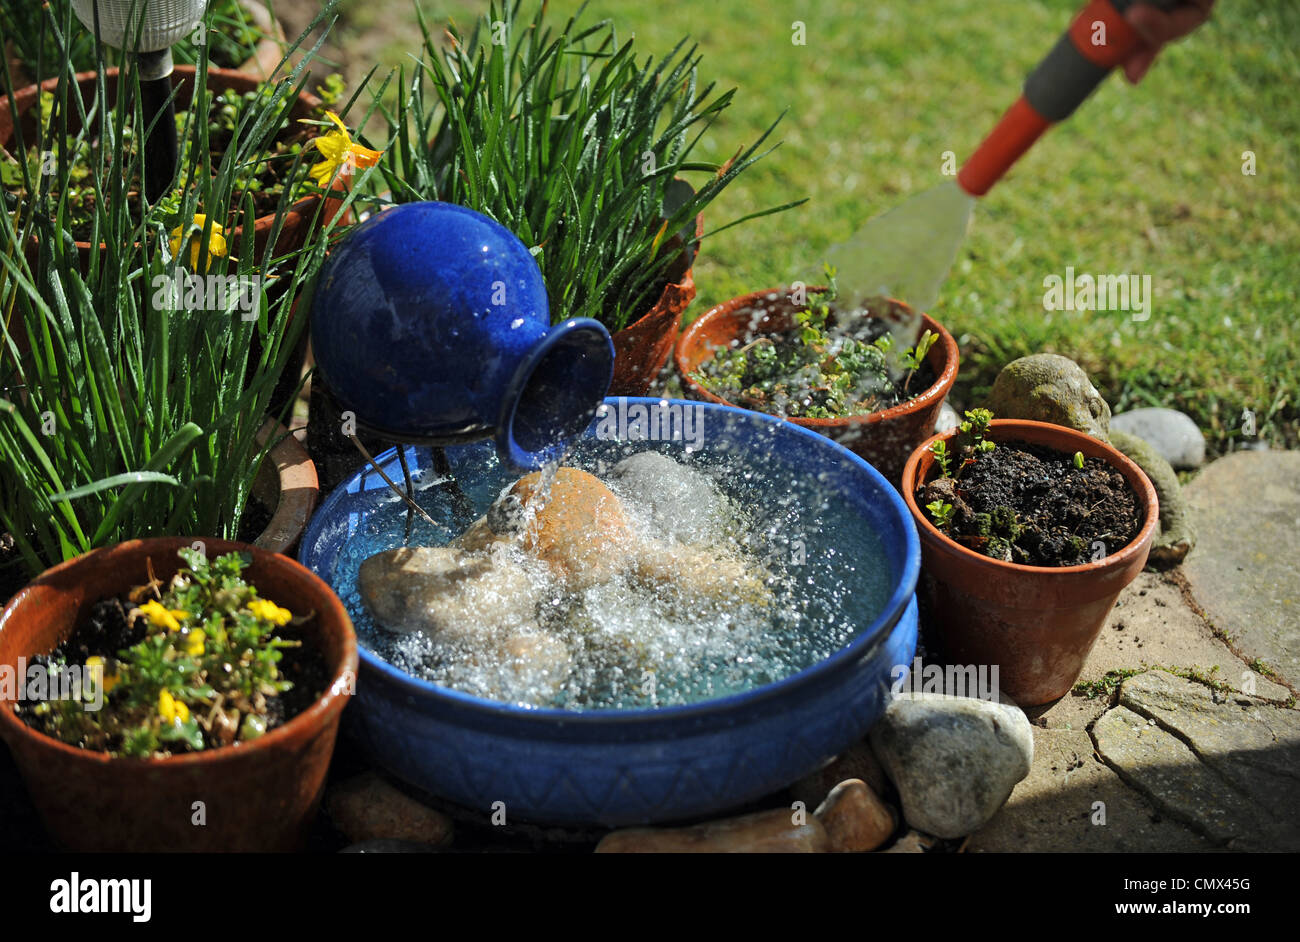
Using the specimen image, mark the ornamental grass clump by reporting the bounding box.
[380,0,804,332]
[0,2,369,576]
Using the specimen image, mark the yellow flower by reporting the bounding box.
[85,655,117,694]
[139,600,188,632]
[182,628,206,657]
[168,213,227,270]
[247,598,293,627]
[307,111,382,188]
[158,689,190,725]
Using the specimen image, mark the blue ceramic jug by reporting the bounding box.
[310,201,614,469]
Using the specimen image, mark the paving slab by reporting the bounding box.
[1030,571,1292,732]
[1183,451,1300,687]
[1093,705,1266,846]
[1093,670,1299,853]
[968,727,1213,852]
[1118,669,1300,848]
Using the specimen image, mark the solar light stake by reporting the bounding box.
[70,1,206,203]
[136,47,177,203]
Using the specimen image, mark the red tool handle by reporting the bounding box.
[957,0,1180,197]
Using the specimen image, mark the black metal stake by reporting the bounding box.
[348,434,439,529]
[430,446,476,532]
[136,49,178,204]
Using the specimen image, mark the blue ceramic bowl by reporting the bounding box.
[300,398,919,826]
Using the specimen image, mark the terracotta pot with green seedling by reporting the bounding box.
[377,0,800,397]
[676,271,958,484]
[0,538,356,851]
[899,411,1158,706]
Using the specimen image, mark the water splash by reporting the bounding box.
[332,439,892,711]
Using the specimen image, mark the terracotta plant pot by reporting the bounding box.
[608,211,705,397]
[0,65,343,269]
[250,418,319,555]
[900,419,1159,706]
[675,286,959,484]
[0,536,357,851]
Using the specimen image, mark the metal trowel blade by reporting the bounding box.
[824,180,975,347]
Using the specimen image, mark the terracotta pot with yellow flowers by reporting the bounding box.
[0,537,357,851]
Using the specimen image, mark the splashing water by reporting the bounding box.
[330,438,895,711]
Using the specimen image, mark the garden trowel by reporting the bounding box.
[828,0,1190,343]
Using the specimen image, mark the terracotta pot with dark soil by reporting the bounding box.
[0,65,343,268]
[900,418,1158,706]
[0,537,356,852]
[675,286,958,484]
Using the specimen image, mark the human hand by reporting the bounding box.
[1122,0,1216,84]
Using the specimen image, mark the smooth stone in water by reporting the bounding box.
[1109,408,1205,469]
[606,451,734,546]
[358,546,539,638]
[814,778,897,853]
[594,807,830,853]
[327,772,454,847]
[869,693,1033,839]
[463,467,637,589]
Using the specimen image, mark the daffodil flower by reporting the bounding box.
[158,689,190,725]
[168,214,227,271]
[306,111,382,188]
[139,600,189,633]
[247,598,293,627]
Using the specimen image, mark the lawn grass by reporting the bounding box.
[335,0,1299,454]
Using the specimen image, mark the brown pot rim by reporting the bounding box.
[900,418,1160,577]
[674,285,959,427]
[1,65,328,252]
[252,418,319,554]
[0,536,357,769]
